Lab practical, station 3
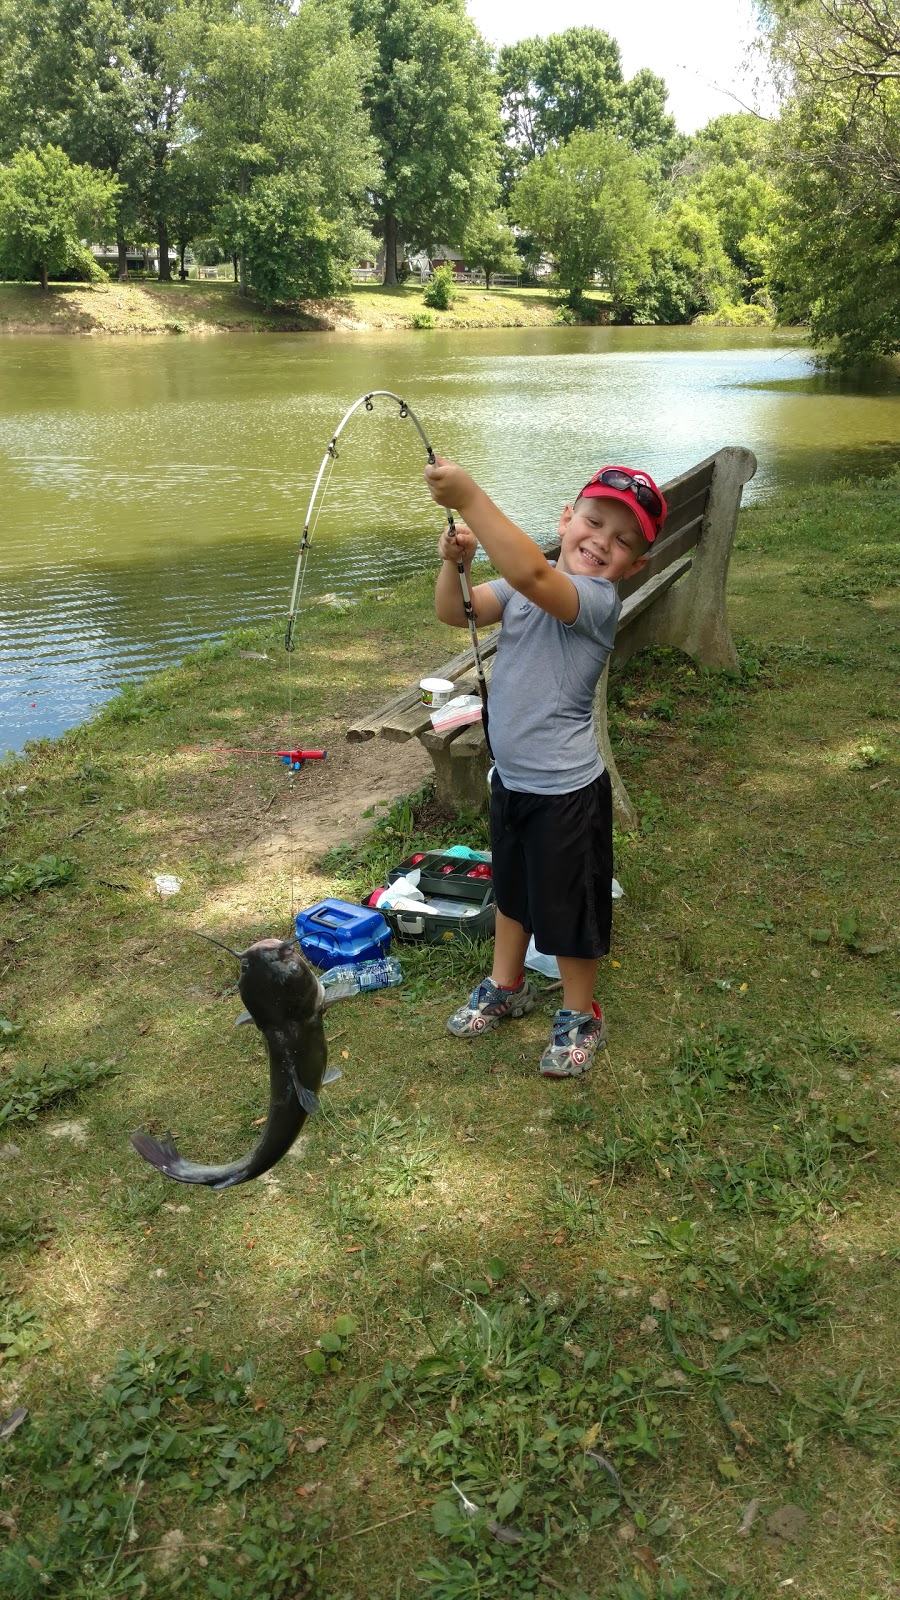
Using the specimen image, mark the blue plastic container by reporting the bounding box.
[294,898,391,970]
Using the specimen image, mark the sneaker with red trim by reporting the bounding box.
[539,1002,607,1077]
[447,975,535,1038]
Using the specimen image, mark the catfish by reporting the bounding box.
[130,937,339,1190]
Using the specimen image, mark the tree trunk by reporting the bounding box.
[232,254,239,283]
[40,261,48,291]
[117,229,129,282]
[383,213,399,286]
[157,217,172,281]
[485,268,492,289]
[179,243,187,280]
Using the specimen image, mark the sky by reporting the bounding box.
[466,0,777,134]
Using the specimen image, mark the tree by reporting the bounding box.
[0,0,152,279]
[677,115,781,299]
[349,0,499,284]
[629,201,738,324]
[0,143,119,287]
[498,28,680,194]
[760,0,900,360]
[461,209,521,286]
[188,0,377,298]
[512,128,652,303]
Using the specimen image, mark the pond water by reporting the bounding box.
[2,324,899,754]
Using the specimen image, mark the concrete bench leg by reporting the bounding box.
[594,662,638,831]
[426,741,491,812]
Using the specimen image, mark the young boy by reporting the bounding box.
[425,456,667,1077]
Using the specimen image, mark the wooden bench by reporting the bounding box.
[347,446,757,828]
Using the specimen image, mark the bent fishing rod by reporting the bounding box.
[283,390,489,742]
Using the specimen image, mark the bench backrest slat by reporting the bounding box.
[618,512,703,601]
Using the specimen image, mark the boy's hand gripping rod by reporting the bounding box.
[284,390,490,752]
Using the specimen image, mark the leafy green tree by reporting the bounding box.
[629,200,737,323]
[676,114,780,299]
[0,0,152,278]
[0,143,119,287]
[461,209,521,286]
[349,0,499,284]
[760,0,900,360]
[512,128,652,303]
[498,28,679,194]
[188,0,376,297]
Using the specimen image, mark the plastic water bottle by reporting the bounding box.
[321,957,403,998]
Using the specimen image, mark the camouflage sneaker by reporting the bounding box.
[447,976,535,1038]
[539,1003,607,1077]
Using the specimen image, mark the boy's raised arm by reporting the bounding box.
[426,457,579,624]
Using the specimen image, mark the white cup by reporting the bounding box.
[420,677,455,707]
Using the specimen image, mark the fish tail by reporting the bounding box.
[130,1129,183,1172]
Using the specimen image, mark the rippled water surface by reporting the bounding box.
[2,325,899,752]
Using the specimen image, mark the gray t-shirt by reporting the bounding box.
[487,567,621,795]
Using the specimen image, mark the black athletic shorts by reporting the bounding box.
[489,769,613,959]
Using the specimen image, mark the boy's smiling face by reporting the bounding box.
[556,495,649,583]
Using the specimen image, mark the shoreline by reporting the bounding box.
[0,278,594,337]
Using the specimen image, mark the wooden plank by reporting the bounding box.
[381,676,479,742]
[618,555,693,629]
[658,455,716,517]
[346,633,498,740]
[619,514,703,601]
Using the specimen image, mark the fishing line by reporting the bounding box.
[284,390,490,738]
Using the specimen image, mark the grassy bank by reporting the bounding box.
[0,280,594,337]
[0,477,897,1599]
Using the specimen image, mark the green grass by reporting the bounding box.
[0,475,897,1598]
[0,279,591,337]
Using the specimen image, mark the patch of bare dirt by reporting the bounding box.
[239,735,432,869]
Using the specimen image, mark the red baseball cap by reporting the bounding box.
[578,466,667,544]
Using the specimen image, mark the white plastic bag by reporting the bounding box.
[524,937,560,979]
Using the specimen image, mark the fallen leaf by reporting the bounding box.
[639,1315,659,1335]
[648,1288,670,1312]
[709,1324,732,1341]
[487,1519,525,1545]
[655,1368,690,1389]
[587,1451,622,1492]
[0,1407,28,1440]
[634,1545,659,1577]
[738,1498,761,1537]
[303,1436,328,1454]
[341,1049,350,1060]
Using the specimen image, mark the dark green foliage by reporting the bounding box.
[0,144,117,285]
[0,1056,116,1128]
[0,853,78,899]
[0,1343,315,1598]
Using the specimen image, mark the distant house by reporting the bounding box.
[91,243,178,274]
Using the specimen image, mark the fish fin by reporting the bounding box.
[234,1008,254,1027]
[322,1065,343,1086]
[296,1083,319,1117]
[287,1062,319,1117]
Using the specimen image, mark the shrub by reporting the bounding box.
[422,264,456,309]
[694,300,775,327]
[411,308,435,329]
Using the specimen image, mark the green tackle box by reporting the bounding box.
[383,851,496,945]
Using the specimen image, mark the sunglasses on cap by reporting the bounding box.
[584,468,664,521]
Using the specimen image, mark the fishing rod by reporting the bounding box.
[283,391,490,745]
